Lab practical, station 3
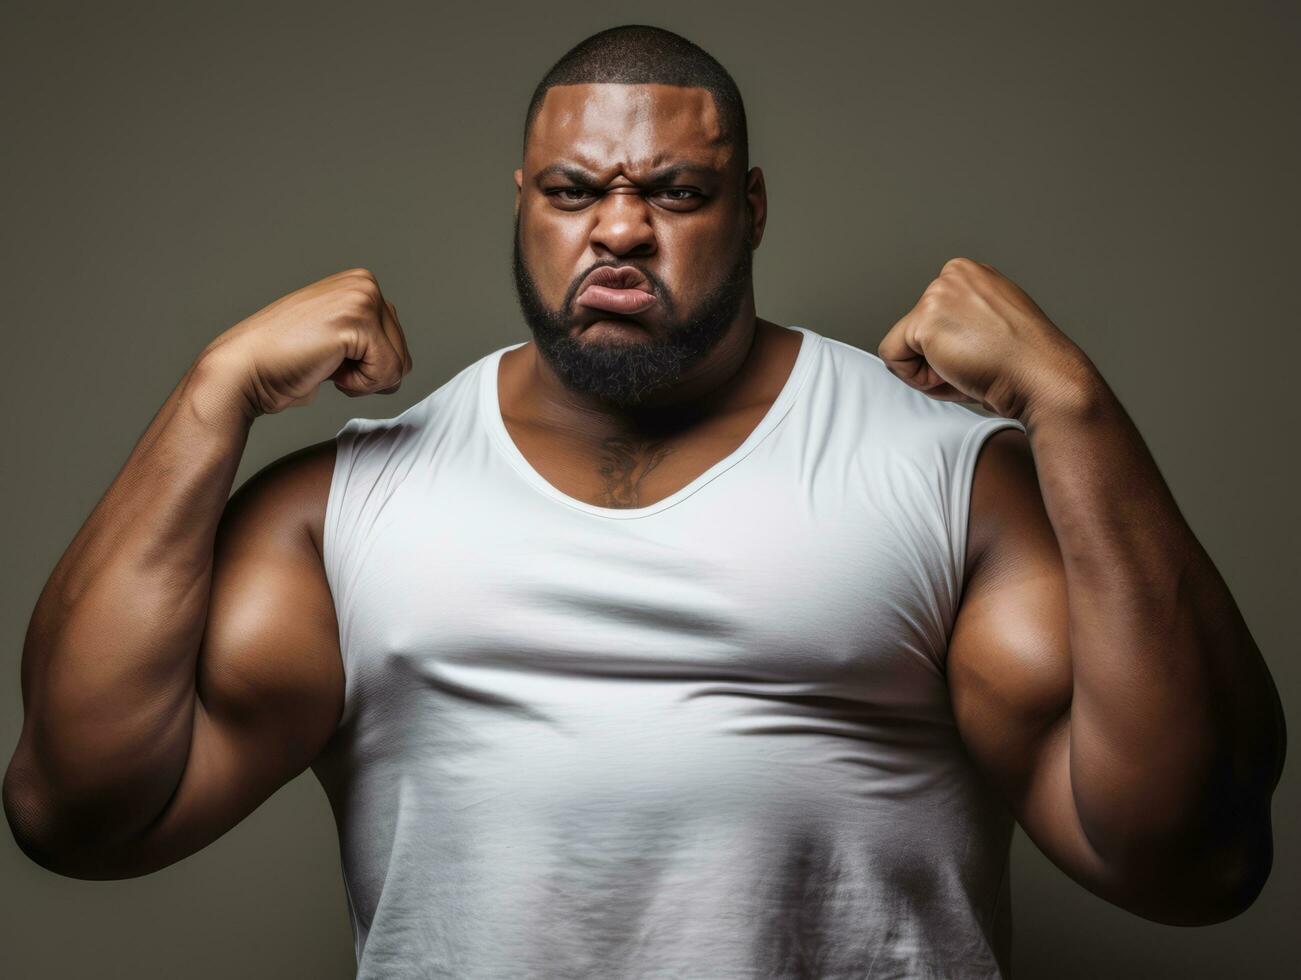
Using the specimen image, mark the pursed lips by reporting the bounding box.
[575,265,658,315]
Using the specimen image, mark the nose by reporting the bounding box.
[589,189,656,259]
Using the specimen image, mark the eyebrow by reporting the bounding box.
[533,161,720,186]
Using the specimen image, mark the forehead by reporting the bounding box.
[526,83,733,174]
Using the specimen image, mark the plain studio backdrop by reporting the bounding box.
[1,1,1296,976]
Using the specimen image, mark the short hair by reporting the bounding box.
[523,25,749,176]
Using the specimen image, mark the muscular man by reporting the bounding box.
[5,24,1285,979]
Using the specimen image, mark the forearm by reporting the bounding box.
[1022,375,1285,872]
[6,352,255,847]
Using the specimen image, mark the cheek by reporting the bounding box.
[660,222,739,293]
[529,210,587,252]
[522,209,587,299]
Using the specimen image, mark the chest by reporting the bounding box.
[499,403,771,511]
[333,459,957,717]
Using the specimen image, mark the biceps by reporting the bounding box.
[196,529,343,763]
[947,539,1128,902]
[100,469,343,878]
[998,712,1125,898]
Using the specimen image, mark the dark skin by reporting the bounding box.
[503,82,799,509]
[877,257,1283,926]
[496,317,803,509]
[7,83,1282,937]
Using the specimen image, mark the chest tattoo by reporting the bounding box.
[596,436,675,508]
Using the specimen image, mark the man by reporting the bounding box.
[4,23,1284,980]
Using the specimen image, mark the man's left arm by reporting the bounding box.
[878,257,1286,926]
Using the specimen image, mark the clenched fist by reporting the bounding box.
[877,257,1099,425]
[195,267,414,420]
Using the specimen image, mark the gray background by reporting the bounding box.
[2,0,1296,976]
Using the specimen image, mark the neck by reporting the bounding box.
[519,304,772,444]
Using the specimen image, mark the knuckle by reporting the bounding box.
[343,286,380,313]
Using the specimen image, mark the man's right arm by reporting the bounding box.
[2,268,411,879]
[3,359,346,880]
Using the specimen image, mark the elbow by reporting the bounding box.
[4,758,151,882]
[1194,828,1274,924]
[3,762,75,877]
[1122,822,1275,926]
[1160,847,1272,927]
[6,814,154,882]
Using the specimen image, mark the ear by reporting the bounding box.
[514,168,523,219]
[745,166,768,250]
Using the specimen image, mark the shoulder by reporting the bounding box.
[815,331,937,426]
[267,397,431,559]
[219,352,495,581]
[224,389,439,571]
[818,331,992,433]
[223,438,339,565]
[810,332,1034,523]
[965,424,1046,585]
[335,347,495,462]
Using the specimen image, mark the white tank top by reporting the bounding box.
[313,325,1027,978]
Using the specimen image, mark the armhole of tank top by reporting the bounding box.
[948,415,1028,618]
[322,418,364,730]
[322,419,361,622]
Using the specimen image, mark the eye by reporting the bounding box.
[546,187,596,208]
[653,187,705,210]
[543,186,705,210]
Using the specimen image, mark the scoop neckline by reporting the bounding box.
[479,325,821,520]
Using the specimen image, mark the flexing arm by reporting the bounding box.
[3,268,412,878]
[948,416,1284,926]
[877,257,1284,925]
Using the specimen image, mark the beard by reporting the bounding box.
[511,215,754,409]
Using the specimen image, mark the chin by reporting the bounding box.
[576,318,655,342]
